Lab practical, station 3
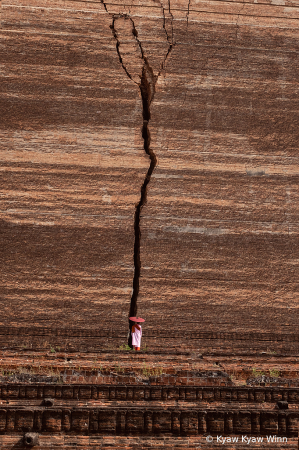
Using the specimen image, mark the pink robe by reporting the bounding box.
[132,325,142,347]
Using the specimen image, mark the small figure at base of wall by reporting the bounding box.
[129,316,145,351]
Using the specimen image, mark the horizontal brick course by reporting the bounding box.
[0,407,296,436]
[1,385,298,404]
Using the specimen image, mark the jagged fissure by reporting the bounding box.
[108,15,158,324]
[129,65,157,319]
[105,5,174,344]
[160,0,173,46]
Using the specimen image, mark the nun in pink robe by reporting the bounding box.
[131,322,142,351]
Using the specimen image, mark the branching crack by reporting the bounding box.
[186,0,191,27]
[101,1,174,338]
[100,0,108,12]
[130,64,157,318]
[110,17,138,85]
[110,17,158,320]
[160,4,168,43]
[167,0,174,46]
[158,1,175,75]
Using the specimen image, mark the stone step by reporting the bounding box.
[0,350,298,387]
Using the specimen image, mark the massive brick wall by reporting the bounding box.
[1,0,299,347]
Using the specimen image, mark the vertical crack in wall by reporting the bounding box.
[186,0,191,27]
[128,19,174,321]
[130,62,157,318]
[158,1,174,75]
[109,17,158,320]
[102,2,174,328]
[160,0,174,47]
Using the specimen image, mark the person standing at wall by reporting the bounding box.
[129,317,145,351]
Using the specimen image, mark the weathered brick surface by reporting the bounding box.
[2,1,299,448]
[0,0,299,351]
